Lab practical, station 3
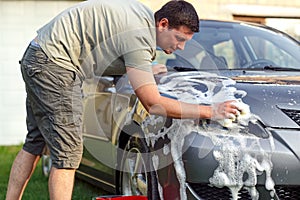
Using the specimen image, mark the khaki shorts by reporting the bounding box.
[21,44,83,169]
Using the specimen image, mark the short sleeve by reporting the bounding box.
[123,49,155,72]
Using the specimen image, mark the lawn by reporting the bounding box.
[0,145,106,200]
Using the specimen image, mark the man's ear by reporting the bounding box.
[157,18,169,32]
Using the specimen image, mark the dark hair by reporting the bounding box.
[154,0,199,32]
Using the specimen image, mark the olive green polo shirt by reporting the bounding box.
[36,0,156,80]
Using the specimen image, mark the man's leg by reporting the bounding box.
[6,149,40,200]
[49,167,76,200]
[18,44,83,199]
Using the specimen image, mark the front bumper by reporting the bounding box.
[182,128,300,200]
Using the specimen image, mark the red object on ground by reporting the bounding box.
[163,183,180,200]
[94,195,148,200]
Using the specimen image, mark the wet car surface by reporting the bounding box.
[43,20,300,200]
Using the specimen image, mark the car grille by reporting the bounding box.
[188,183,300,200]
[188,183,251,200]
[275,185,300,200]
[281,109,300,126]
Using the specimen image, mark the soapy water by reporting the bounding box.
[141,71,275,200]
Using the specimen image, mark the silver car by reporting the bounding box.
[43,20,300,200]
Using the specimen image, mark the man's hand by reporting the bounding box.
[212,100,241,120]
[152,64,167,75]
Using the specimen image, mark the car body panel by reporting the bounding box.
[235,80,300,128]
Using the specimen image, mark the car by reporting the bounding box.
[42,20,300,200]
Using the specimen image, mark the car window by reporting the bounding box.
[160,21,300,71]
[213,40,238,69]
[246,36,300,68]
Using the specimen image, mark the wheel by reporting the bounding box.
[119,134,160,200]
[41,154,52,177]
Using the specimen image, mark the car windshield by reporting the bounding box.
[162,21,300,71]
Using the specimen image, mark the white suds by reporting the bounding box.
[141,72,275,200]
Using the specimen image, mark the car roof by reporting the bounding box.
[198,19,299,44]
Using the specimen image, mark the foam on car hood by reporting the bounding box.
[142,71,276,200]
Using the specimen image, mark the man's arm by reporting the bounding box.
[126,67,238,119]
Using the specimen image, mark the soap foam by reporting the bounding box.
[142,72,275,200]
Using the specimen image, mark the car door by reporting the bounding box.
[79,76,117,188]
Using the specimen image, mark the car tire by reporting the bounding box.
[41,154,52,177]
[119,134,160,200]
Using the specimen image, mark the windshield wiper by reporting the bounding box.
[173,66,197,71]
[264,66,300,71]
[172,65,300,72]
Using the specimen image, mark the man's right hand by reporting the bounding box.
[212,100,241,120]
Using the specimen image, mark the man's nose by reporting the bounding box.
[177,42,185,50]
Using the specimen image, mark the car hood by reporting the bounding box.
[230,71,300,129]
[156,70,300,129]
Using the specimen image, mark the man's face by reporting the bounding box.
[156,19,194,54]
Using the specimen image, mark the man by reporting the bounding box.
[6,0,240,199]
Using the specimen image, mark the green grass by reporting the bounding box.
[0,145,107,200]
